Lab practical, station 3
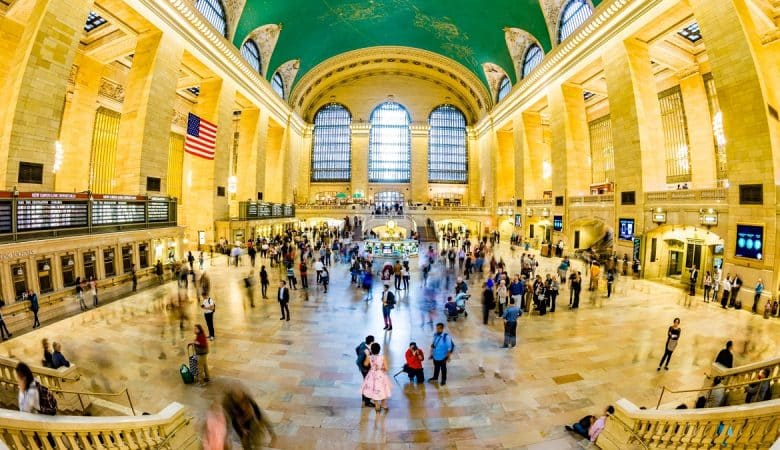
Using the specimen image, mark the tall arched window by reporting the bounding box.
[522,44,543,79]
[428,105,467,184]
[241,40,261,73]
[558,0,593,43]
[368,102,411,183]
[497,76,511,102]
[194,0,227,37]
[271,72,285,99]
[311,104,352,182]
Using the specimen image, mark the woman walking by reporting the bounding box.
[658,318,681,371]
[495,280,508,316]
[192,324,210,384]
[259,266,269,299]
[360,342,391,412]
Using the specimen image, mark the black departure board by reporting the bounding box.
[148,201,170,222]
[271,204,282,217]
[258,203,271,217]
[17,200,89,231]
[0,202,11,233]
[92,201,145,225]
[283,205,294,217]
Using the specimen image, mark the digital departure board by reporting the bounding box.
[283,205,294,217]
[17,200,89,230]
[0,202,11,233]
[271,204,282,217]
[92,201,145,225]
[148,200,170,222]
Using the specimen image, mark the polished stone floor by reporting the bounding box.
[1,245,778,449]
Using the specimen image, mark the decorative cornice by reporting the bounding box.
[98,77,125,103]
[476,0,665,137]
[67,65,79,86]
[290,46,492,124]
[137,0,303,131]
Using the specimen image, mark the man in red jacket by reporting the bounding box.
[404,342,425,383]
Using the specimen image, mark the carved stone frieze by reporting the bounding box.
[482,63,509,101]
[276,59,300,101]
[98,77,125,103]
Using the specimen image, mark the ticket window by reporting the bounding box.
[83,252,96,280]
[61,255,76,287]
[138,243,149,269]
[11,264,27,301]
[103,249,116,277]
[37,259,53,294]
[121,246,133,274]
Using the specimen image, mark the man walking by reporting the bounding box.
[381,284,395,330]
[428,323,455,385]
[314,258,324,284]
[278,280,290,321]
[201,295,216,340]
[28,290,40,329]
[355,335,375,407]
[689,265,698,296]
[752,279,764,313]
[481,283,494,325]
[131,264,138,292]
[501,298,522,348]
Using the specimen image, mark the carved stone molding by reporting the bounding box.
[504,28,544,80]
[482,63,509,101]
[291,46,491,122]
[98,77,125,103]
[276,59,300,102]
[243,24,281,77]
[68,65,79,86]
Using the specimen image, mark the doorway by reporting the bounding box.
[667,251,683,277]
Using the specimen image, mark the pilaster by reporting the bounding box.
[410,126,429,203]
[548,83,592,197]
[678,71,716,188]
[114,31,183,195]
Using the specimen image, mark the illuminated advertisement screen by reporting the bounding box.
[735,224,763,260]
[618,218,635,241]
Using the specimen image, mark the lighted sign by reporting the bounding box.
[619,218,635,241]
[700,214,718,226]
[735,224,763,260]
[653,212,667,223]
[553,215,563,231]
[514,214,522,227]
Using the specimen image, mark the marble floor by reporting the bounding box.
[1,245,779,449]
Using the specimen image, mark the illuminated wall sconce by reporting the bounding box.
[526,208,533,217]
[53,141,64,173]
[541,208,550,217]
[228,176,238,194]
[67,258,74,266]
[42,263,50,271]
[699,208,718,227]
[652,208,666,224]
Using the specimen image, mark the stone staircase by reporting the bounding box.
[417,225,437,242]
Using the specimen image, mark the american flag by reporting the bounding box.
[184,113,217,160]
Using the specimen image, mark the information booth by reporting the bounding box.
[364,240,419,259]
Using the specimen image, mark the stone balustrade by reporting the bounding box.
[569,194,614,204]
[0,355,84,412]
[0,402,197,449]
[644,188,728,203]
[525,199,553,206]
[711,356,780,388]
[598,398,780,449]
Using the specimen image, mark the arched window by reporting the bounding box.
[311,104,352,182]
[428,105,467,184]
[522,44,543,79]
[241,40,261,73]
[271,72,285,99]
[497,76,511,102]
[368,102,411,183]
[194,0,227,37]
[558,0,593,43]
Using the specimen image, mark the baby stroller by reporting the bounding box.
[445,293,471,321]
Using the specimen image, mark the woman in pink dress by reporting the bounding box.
[360,342,391,412]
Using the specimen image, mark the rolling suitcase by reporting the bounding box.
[180,344,198,384]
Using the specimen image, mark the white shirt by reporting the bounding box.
[201,297,215,314]
[314,261,324,271]
[18,381,40,413]
[722,280,731,292]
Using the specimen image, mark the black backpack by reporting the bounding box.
[37,383,57,415]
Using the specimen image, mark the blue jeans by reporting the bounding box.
[382,306,392,328]
[573,422,589,439]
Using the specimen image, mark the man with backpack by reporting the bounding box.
[428,323,455,385]
[381,285,395,330]
[355,335,375,407]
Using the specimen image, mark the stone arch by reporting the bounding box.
[274,59,301,101]
[241,24,281,77]
[538,0,595,46]
[481,63,511,102]
[222,0,247,40]
[504,28,545,81]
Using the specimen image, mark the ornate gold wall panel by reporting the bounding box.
[89,107,121,194]
[167,133,184,202]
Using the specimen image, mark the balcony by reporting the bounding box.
[569,194,614,205]
[525,198,553,206]
[644,188,727,204]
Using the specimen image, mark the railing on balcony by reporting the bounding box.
[0,402,197,450]
[569,194,615,205]
[0,191,177,244]
[525,198,553,206]
[644,188,727,203]
[710,356,780,389]
[598,398,780,450]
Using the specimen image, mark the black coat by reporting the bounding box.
[277,287,290,303]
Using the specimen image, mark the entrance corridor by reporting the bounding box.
[0,248,777,449]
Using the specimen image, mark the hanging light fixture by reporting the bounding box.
[16,267,23,276]
[67,258,74,266]
[42,263,50,271]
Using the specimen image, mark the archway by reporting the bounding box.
[643,225,725,287]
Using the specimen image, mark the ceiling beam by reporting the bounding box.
[649,40,695,72]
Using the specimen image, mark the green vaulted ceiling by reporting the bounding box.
[233,0,594,90]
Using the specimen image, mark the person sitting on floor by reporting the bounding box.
[50,342,71,369]
[565,405,614,442]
